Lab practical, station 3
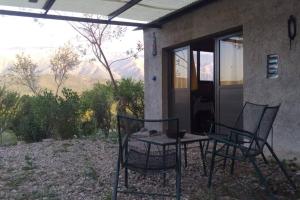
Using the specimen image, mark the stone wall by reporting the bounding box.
[144,0,300,160]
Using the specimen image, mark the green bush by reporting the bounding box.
[8,79,144,142]
[56,88,80,139]
[0,86,19,143]
[13,91,58,142]
[114,78,144,118]
[81,83,113,136]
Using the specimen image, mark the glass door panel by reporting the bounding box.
[170,47,191,131]
[220,36,243,86]
[216,34,243,126]
[174,49,189,88]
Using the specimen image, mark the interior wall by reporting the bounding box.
[144,0,300,160]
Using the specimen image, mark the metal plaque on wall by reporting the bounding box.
[267,54,279,79]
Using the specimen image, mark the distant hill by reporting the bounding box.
[0,49,144,94]
[0,74,103,95]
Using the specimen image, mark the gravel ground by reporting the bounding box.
[0,139,299,200]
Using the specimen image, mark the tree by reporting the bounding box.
[70,20,143,90]
[50,43,80,96]
[9,53,40,95]
[81,83,114,136]
[0,86,19,144]
[114,78,144,118]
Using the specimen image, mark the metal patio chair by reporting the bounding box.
[207,105,296,198]
[112,115,181,200]
[222,102,269,173]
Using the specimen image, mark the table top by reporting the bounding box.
[136,133,209,146]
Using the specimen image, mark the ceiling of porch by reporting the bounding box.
[0,0,216,28]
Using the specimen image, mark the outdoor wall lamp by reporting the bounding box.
[288,15,297,50]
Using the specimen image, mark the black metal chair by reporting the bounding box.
[207,105,296,198]
[112,115,181,200]
[222,102,269,173]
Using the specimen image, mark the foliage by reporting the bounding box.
[114,78,144,118]
[81,83,114,136]
[71,21,143,90]
[6,78,144,142]
[13,90,58,142]
[50,43,80,96]
[56,88,81,139]
[8,53,40,95]
[0,86,20,143]
[0,130,18,146]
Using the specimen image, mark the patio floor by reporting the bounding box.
[0,138,299,200]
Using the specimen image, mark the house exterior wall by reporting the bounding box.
[144,0,300,160]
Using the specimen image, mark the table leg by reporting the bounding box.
[163,145,166,186]
[145,143,151,175]
[199,140,207,176]
[184,143,188,168]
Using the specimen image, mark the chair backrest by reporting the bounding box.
[234,102,267,134]
[117,115,179,167]
[251,105,280,152]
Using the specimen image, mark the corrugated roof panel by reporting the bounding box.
[0,0,204,24]
[51,0,126,17]
[118,0,198,22]
[0,0,47,10]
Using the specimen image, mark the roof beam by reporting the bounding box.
[108,0,142,20]
[0,9,161,28]
[43,0,56,14]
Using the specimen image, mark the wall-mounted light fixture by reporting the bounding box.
[288,15,297,50]
[152,32,157,56]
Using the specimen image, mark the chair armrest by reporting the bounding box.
[208,134,241,148]
[210,122,254,139]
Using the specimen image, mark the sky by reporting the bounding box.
[0,15,143,65]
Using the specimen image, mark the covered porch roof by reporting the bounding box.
[0,0,216,28]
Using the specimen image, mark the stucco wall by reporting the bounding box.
[144,0,300,159]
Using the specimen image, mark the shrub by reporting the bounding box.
[114,78,144,118]
[0,86,20,143]
[81,83,113,136]
[9,79,145,142]
[13,90,58,142]
[56,88,80,139]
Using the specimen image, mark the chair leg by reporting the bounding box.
[184,144,188,168]
[112,154,121,200]
[266,143,296,189]
[176,144,182,200]
[163,145,166,186]
[125,164,128,188]
[208,140,217,188]
[249,156,276,199]
[205,139,210,155]
[261,152,269,165]
[223,144,230,170]
[199,140,207,176]
[230,133,239,175]
[230,146,237,175]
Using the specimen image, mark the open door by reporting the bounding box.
[215,33,244,126]
[168,32,243,132]
[169,46,191,131]
[190,38,215,134]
